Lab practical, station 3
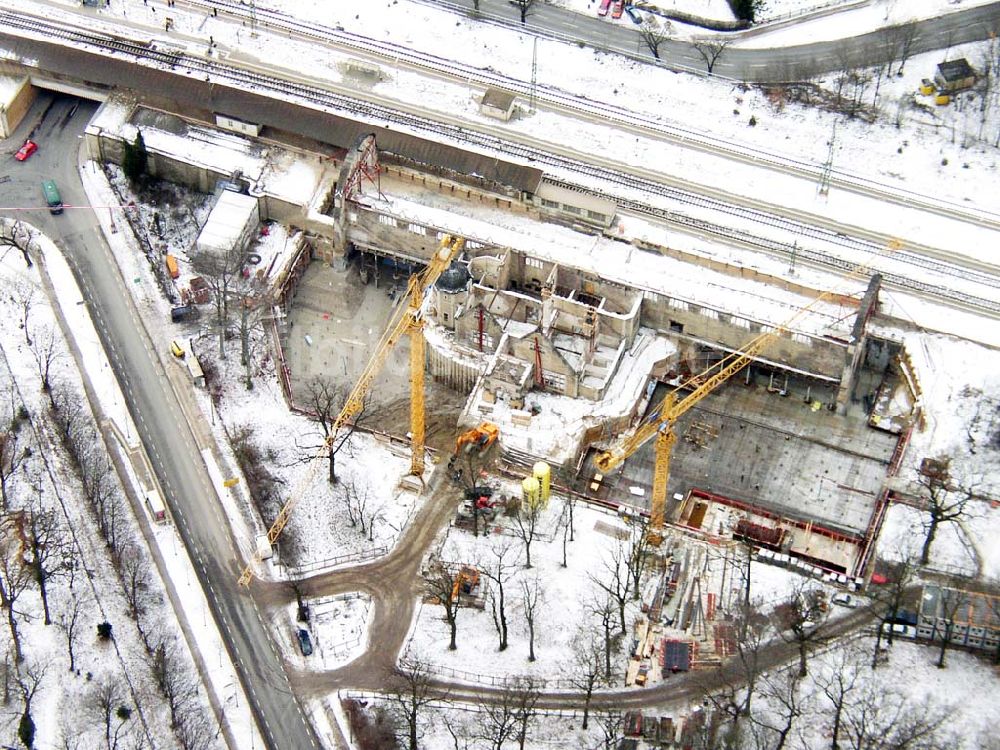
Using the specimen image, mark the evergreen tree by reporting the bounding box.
[731,0,765,22]
[121,130,148,182]
[18,712,35,748]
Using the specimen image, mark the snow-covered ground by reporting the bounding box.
[0,220,239,748]
[3,0,1000,747]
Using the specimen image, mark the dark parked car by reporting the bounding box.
[296,628,313,656]
[170,305,193,322]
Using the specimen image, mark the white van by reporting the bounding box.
[144,491,167,523]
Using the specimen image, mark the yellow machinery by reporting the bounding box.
[593,259,893,543]
[238,235,464,586]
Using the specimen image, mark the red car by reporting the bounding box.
[611,1,626,19]
[14,140,37,161]
[598,0,613,16]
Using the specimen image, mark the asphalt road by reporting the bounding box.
[436,0,1000,81]
[1,94,320,750]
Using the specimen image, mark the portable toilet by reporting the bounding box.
[521,476,541,510]
[532,461,551,507]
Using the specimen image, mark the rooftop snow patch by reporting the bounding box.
[196,189,259,256]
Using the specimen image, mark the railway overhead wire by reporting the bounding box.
[2,9,997,317]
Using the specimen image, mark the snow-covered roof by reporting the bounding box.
[196,190,259,254]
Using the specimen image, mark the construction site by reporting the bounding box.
[82,94,921,688]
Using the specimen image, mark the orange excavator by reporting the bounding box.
[448,422,500,482]
[450,566,480,603]
[454,422,499,455]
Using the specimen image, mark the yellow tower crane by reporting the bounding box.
[593,258,891,545]
[238,234,464,586]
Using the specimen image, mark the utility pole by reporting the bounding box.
[817,121,836,196]
[530,37,538,115]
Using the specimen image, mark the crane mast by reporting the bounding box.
[238,235,463,586]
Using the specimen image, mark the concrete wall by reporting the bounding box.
[82,114,851,389]
[640,290,847,380]
[507,333,579,398]
[427,345,481,392]
[0,77,36,138]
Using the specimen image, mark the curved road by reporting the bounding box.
[1,95,321,750]
[2,2,988,744]
[429,0,1000,82]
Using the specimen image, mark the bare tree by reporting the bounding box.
[566,630,604,729]
[119,543,150,621]
[774,582,829,677]
[511,677,540,750]
[151,636,202,733]
[87,675,135,750]
[386,659,440,750]
[868,556,916,665]
[639,18,672,60]
[58,591,90,673]
[175,709,216,750]
[509,0,536,24]
[443,712,474,750]
[624,515,653,600]
[916,459,973,566]
[933,586,964,669]
[28,324,62,395]
[423,560,462,650]
[701,601,769,735]
[344,479,380,540]
[560,494,576,567]
[0,519,34,663]
[15,657,49,749]
[596,710,624,750]
[301,377,375,484]
[0,219,36,269]
[189,243,245,359]
[0,424,29,512]
[692,39,732,74]
[590,542,630,635]
[750,670,808,750]
[27,500,73,625]
[481,539,519,652]
[7,277,36,344]
[520,574,542,662]
[512,496,541,569]
[884,21,918,76]
[49,381,87,445]
[479,686,520,750]
[586,589,618,680]
[815,644,863,750]
[842,688,951,750]
[236,289,268,389]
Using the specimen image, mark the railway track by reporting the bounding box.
[187,0,1000,236]
[3,9,998,317]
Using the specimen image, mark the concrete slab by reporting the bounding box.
[283,261,412,410]
[281,260,468,452]
[589,368,898,537]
